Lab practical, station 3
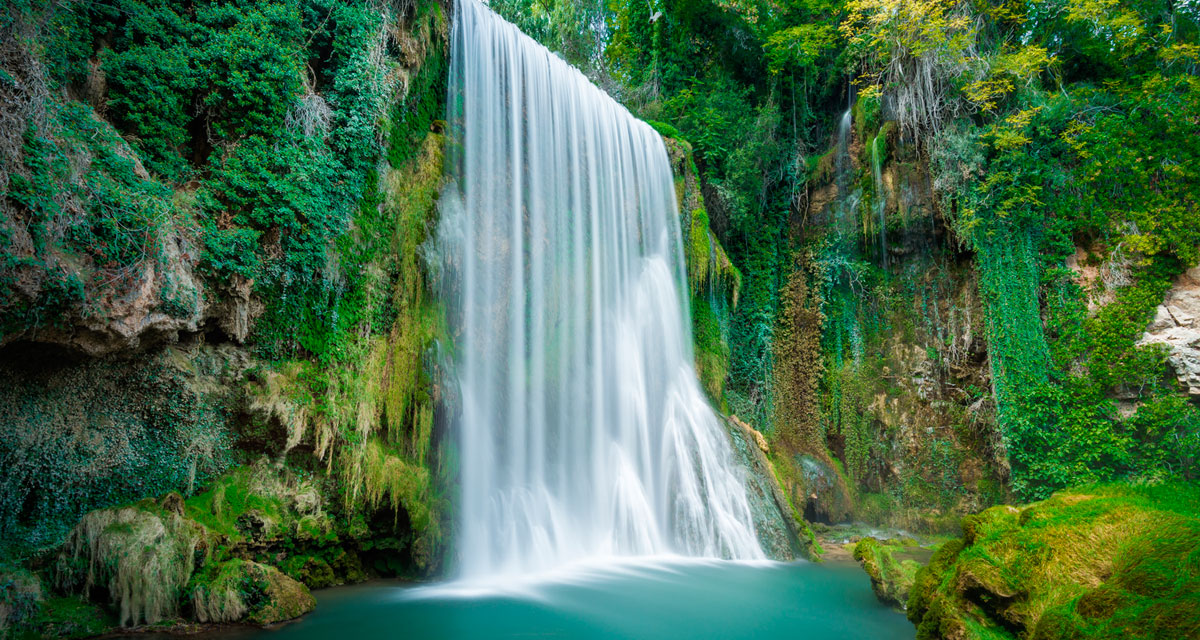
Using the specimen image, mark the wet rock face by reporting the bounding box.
[795,454,852,525]
[1139,266,1200,397]
[724,417,810,560]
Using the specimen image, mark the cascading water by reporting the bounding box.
[871,134,888,269]
[435,0,764,581]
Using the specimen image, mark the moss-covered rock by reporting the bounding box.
[854,537,923,609]
[662,135,741,407]
[907,482,1200,639]
[54,499,208,627]
[278,554,337,590]
[190,560,314,625]
[183,462,334,547]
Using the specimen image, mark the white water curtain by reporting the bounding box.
[436,0,764,580]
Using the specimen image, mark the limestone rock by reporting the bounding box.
[795,454,853,524]
[3,225,207,356]
[1139,266,1200,397]
[724,416,810,560]
[56,502,207,627]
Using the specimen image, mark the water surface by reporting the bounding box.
[165,559,914,640]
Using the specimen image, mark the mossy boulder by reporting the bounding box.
[279,554,337,589]
[54,499,208,627]
[191,560,315,625]
[38,462,346,632]
[907,482,1200,639]
[854,537,923,609]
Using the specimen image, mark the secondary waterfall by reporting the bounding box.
[436,0,765,580]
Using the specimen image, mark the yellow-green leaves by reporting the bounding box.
[988,105,1042,151]
[964,45,1052,112]
[840,0,978,135]
[764,24,838,75]
[1063,0,1146,54]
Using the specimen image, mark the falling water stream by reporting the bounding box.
[435,0,763,581]
[126,5,917,638]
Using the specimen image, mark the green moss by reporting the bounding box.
[278,554,336,589]
[908,482,1200,639]
[387,17,448,168]
[190,559,314,625]
[184,467,289,543]
[854,536,923,609]
[854,94,882,142]
[646,120,682,139]
[16,596,113,640]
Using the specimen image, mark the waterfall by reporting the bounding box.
[833,109,860,249]
[435,0,764,580]
[871,134,887,269]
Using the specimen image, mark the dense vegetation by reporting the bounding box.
[496,0,1200,511]
[908,482,1200,638]
[0,0,1197,636]
[1,0,452,635]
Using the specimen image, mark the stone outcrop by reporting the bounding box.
[192,560,315,625]
[725,416,814,560]
[853,536,922,610]
[1139,266,1200,397]
[4,225,210,357]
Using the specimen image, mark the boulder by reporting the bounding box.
[191,560,315,625]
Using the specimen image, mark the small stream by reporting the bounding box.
[139,559,913,640]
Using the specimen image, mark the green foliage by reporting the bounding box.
[0,350,234,556]
[388,45,447,169]
[0,0,450,601]
[933,52,1200,498]
[196,1,305,141]
[1,101,173,341]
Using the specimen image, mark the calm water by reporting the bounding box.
[159,559,913,640]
